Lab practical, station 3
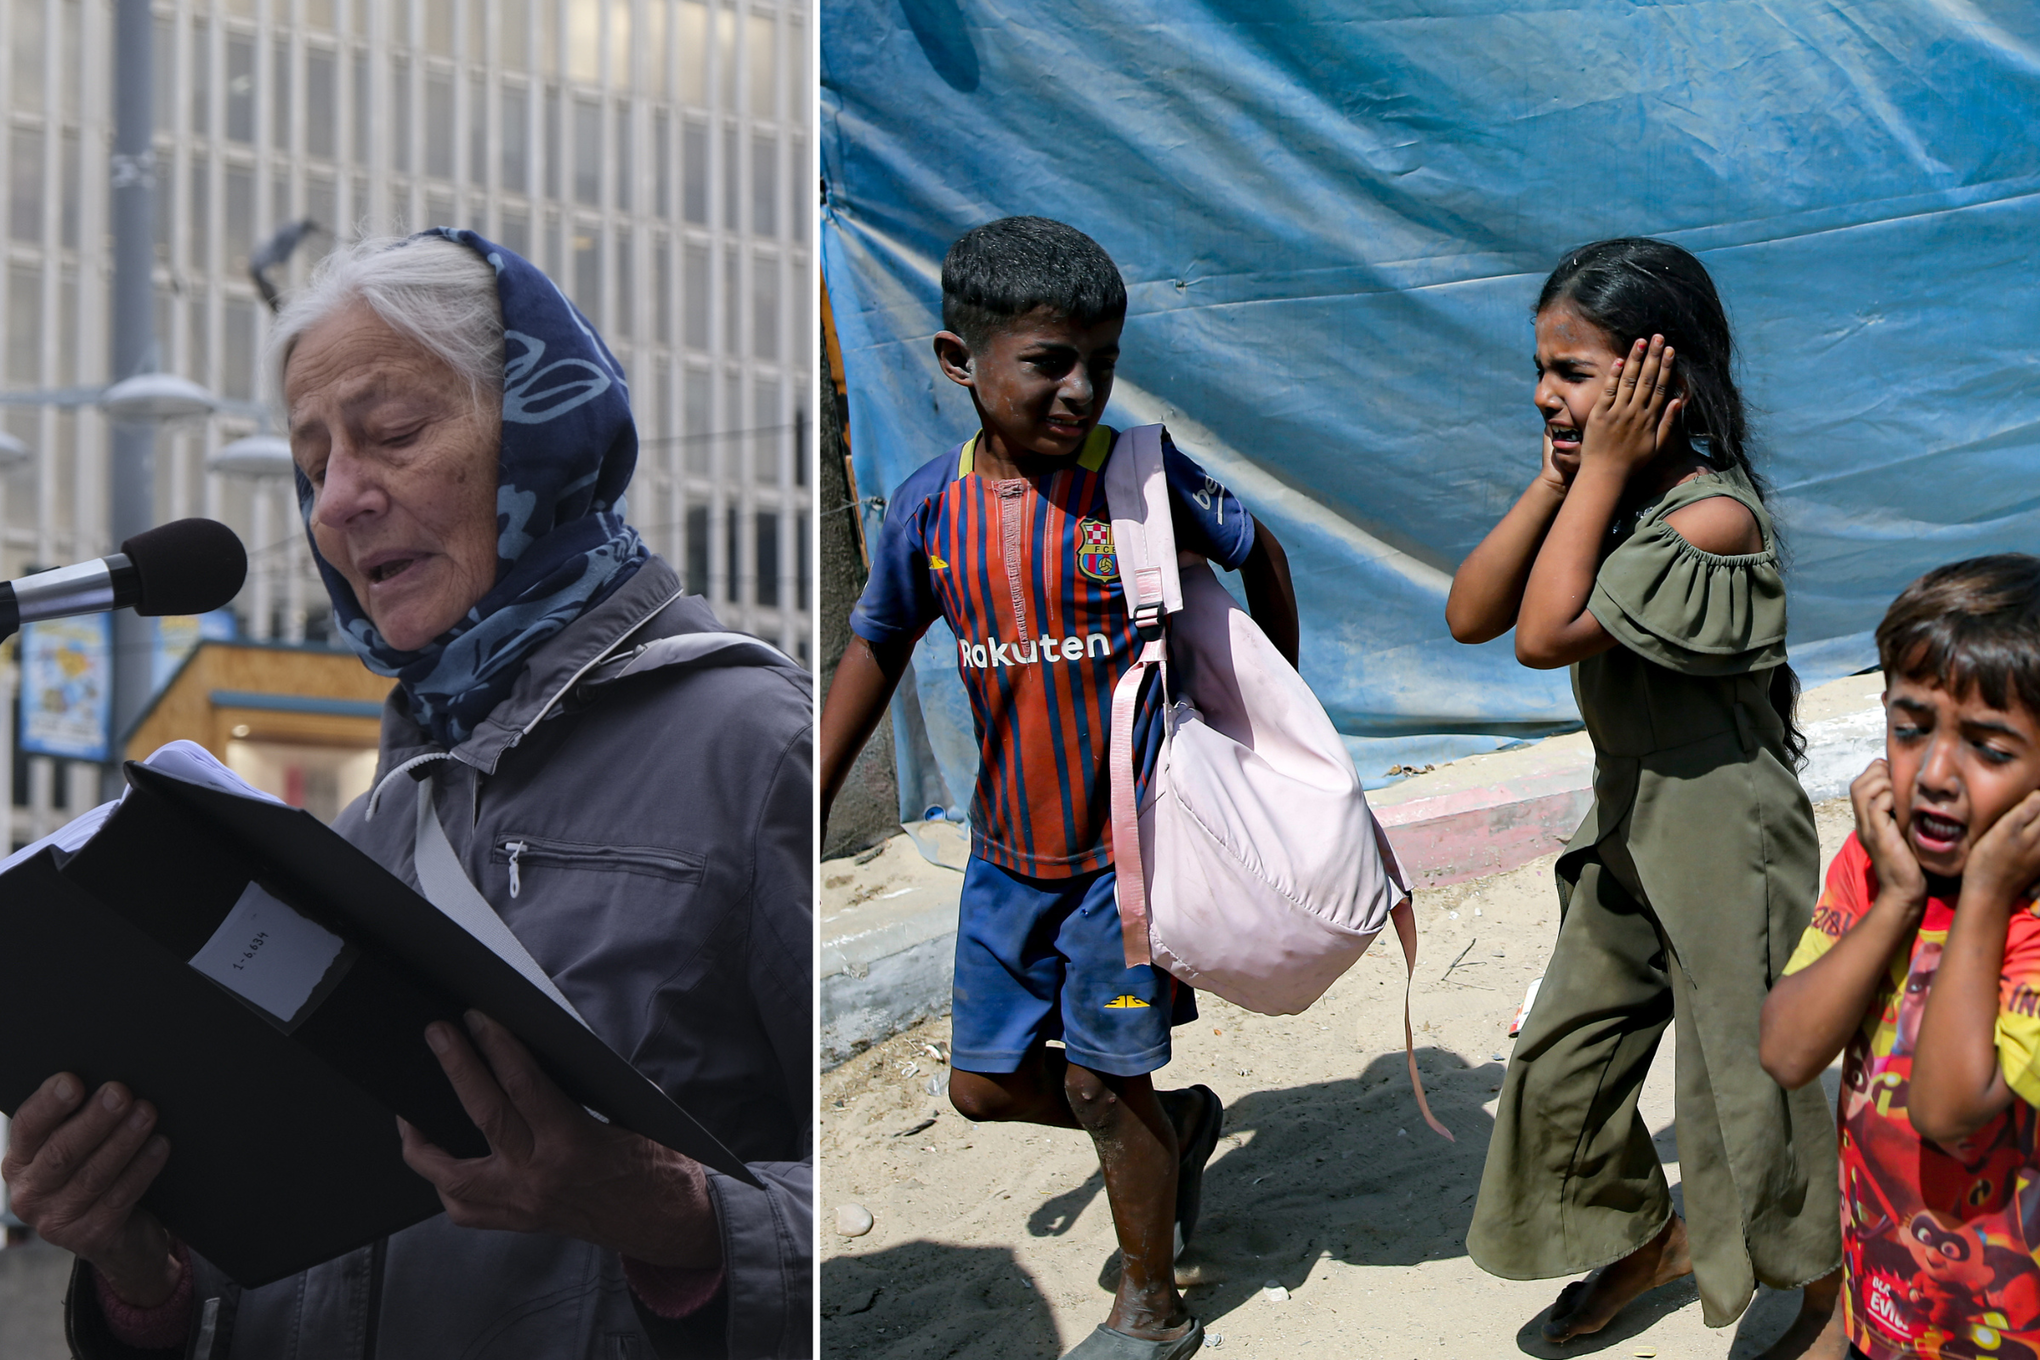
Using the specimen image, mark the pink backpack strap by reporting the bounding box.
[1104,425,1176,970]
[1105,425,1182,620]
[1101,425,1450,1140]
[1392,895,1453,1141]
[1108,645,1161,969]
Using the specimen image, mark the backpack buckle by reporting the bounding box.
[1131,566,1166,639]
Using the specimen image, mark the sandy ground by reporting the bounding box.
[820,797,1858,1360]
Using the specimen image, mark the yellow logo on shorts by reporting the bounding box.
[1103,994,1151,1009]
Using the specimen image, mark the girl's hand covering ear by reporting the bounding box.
[1851,758,1928,923]
[1536,427,1579,496]
[1579,335,1684,479]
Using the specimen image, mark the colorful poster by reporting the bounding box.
[150,609,238,692]
[20,615,111,761]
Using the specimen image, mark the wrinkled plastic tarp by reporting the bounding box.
[821,0,2040,818]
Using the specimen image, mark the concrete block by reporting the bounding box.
[820,824,966,1067]
[1375,771,1595,889]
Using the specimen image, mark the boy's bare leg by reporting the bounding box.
[948,1047,1081,1128]
[1541,1215,1692,1342]
[1751,1269,1846,1360]
[950,1053,1195,1342]
[1063,1062,1192,1340]
[950,1049,1210,1147]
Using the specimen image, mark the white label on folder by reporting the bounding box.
[188,882,347,1026]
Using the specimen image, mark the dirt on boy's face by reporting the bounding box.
[1884,672,2040,879]
[934,307,1122,466]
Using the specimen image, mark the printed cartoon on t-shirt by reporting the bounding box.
[1788,836,2040,1360]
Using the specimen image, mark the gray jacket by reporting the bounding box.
[67,558,813,1360]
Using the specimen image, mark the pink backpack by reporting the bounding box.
[1104,424,1448,1137]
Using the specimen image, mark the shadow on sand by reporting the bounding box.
[822,1239,1062,1358]
[1140,1046,1503,1331]
[821,1050,1843,1357]
[822,1046,1499,1357]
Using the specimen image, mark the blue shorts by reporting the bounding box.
[950,856,1196,1078]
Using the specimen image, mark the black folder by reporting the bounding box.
[0,760,755,1288]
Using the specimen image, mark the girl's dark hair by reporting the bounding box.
[1539,237,1805,766]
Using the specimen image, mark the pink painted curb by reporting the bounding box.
[1374,765,1594,889]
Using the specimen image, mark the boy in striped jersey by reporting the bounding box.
[821,217,1300,1360]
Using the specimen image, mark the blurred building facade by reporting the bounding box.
[0,0,813,842]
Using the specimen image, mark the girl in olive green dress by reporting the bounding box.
[1445,239,1844,1357]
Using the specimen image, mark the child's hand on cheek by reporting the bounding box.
[1537,428,1579,495]
[1852,758,1927,921]
[1961,790,2040,910]
[1579,335,1685,481]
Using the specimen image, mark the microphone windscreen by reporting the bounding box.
[122,518,249,617]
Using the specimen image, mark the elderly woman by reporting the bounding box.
[0,231,812,1358]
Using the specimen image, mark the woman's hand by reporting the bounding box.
[1,1074,181,1306]
[399,1012,723,1271]
[1578,335,1684,481]
[1851,759,1928,924]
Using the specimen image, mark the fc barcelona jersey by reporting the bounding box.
[850,425,1255,879]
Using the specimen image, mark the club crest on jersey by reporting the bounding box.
[1077,519,1117,583]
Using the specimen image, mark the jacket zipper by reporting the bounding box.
[362,1236,387,1360]
[996,478,1029,638]
[491,836,705,891]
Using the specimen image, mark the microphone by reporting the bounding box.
[0,518,248,639]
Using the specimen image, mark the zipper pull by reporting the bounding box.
[505,841,527,897]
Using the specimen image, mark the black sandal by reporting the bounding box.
[1174,1085,1224,1255]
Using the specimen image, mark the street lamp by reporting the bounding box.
[207,433,294,478]
[0,374,243,420]
[98,373,220,424]
[207,433,301,644]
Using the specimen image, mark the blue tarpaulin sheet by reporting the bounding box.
[821,0,2040,820]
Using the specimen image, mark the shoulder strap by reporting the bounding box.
[1104,425,1183,629]
[611,630,797,678]
[412,785,591,1028]
[1103,424,1182,971]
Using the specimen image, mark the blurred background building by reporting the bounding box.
[0,0,813,845]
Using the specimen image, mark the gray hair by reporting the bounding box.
[268,233,504,410]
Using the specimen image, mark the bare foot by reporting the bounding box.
[1540,1216,1694,1343]
[1752,1270,1846,1360]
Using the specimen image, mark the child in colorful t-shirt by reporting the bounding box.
[1761,554,2040,1360]
[820,216,1300,1360]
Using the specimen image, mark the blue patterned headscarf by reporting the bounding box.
[299,228,648,748]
